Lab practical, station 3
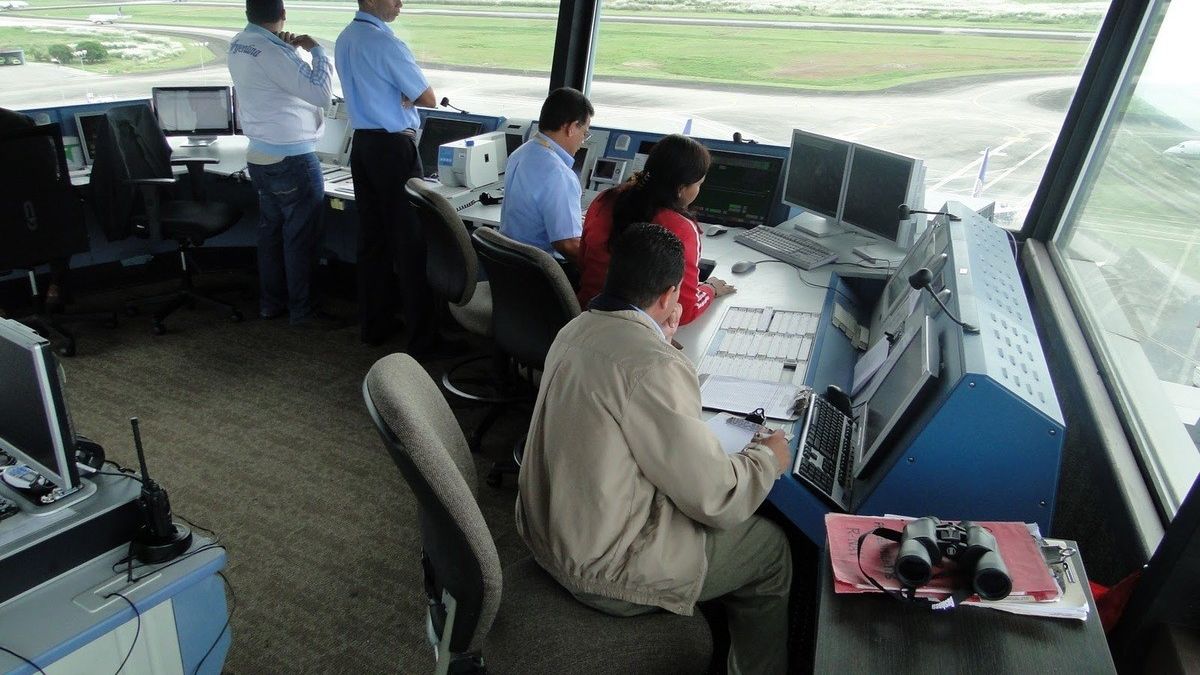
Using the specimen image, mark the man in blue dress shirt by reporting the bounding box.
[500,87,593,269]
[335,0,439,349]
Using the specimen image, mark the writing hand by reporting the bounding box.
[756,429,790,474]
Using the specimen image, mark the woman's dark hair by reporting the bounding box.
[608,134,710,250]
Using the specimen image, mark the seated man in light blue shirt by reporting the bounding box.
[500,87,594,268]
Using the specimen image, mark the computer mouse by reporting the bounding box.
[731,260,757,274]
[705,225,728,237]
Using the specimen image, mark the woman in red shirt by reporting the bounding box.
[577,134,735,324]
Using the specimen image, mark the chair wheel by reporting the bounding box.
[152,321,167,335]
[230,310,243,323]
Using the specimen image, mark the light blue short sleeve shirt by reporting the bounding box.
[334,12,428,132]
[499,133,583,254]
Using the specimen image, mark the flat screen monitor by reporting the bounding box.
[782,128,851,221]
[855,315,938,478]
[316,115,351,165]
[505,132,524,157]
[877,213,952,326]
[690,150,784,228]
[841,144,925,246]
[571,146,588,177]
[150,86,234,137]
[0,318,80,494]
[74,111,106,166]
[418,116,483,178]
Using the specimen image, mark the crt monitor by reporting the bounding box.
[74,111,107,166]
[0,318,81,495]
[841,144,926,246]
[315,115,352,165]
[782,128,852,222]
[150,86,235,137]
[855,314,939,479]
[418,116,483,178]
[689,149,784,228]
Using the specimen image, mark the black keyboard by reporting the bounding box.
[792,395,854,509]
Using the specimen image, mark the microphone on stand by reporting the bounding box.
[440,97,470,114]
[908,268,979,334]
[899,203,960,221]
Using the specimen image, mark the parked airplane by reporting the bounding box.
[87,7,128,24]
[0,1,31,9]
[1164,140,1200,162]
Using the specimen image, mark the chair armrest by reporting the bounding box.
[125,177,178,186]
[125,180,172,240]
[170,157,219,166]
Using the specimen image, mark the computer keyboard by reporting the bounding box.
[734,225,839,270]
[696,306,819,386]
[792,394,855,510]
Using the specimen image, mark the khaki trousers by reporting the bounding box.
[574,515,792,675]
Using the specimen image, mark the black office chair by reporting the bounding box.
[471,227,581,485]
[363,353,713,675]
[0,120,116,356]
[89,103,243,334]
[405,179,529,452]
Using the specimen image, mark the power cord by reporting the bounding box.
[0,645,46,675]
[192,571,235,675]
[103,591,141,675]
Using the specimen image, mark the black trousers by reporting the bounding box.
[349,130,436,347]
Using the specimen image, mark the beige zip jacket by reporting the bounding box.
[516,308,780,615]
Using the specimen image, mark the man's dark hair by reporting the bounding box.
[246,0,284,24]
[603,223,684,309]
[538,87,593,133]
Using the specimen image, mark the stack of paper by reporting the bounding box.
[825,514,1090,620]
[700,376,804,420]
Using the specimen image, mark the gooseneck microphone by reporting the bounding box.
[899,204,960,221]
[908,268,980,334]
[440,97,470,114]
[130,417,193,564]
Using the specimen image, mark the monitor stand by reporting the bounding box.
[182,136,218,147]
[780,212,844,238]
[852,240,906,266]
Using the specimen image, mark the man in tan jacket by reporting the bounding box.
[517,223,793,674]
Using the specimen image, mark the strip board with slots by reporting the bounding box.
[696,306,820,385]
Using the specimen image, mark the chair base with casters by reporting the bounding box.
[13,270,117,357]
[129,246,244,336]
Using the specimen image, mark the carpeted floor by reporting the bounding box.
[52,283,530,674]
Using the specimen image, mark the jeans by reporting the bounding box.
[247,153,325,323]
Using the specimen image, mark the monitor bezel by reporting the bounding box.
[150,85,235,137]
[416,115,485,179]
[0,319,81,494]
[840,142,925,247]
[73,111,107,166]
[875,213,953,329]
[854,314,938,479]
[690,147,786,229]
[781,127,852,222]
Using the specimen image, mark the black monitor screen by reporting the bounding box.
[857,316,937,476]
[572,146,588,177]
[690,150,783,228]
[418,117,483,178]
[75,112,106,166]
[783,129,850,220]
[842,146,915,243]
[151,86,234,136]
[505,132,523,157]
[0,320,78,490]
[637,139,658,155]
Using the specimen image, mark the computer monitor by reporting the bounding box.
[417,116,483,178]
[73,111,106,166]
[689,149,784,228]
[841,144,926,247]
[782,128,851,222]
[150,86,234,143]
[315,114,352,165]
[505,131,524,157]
[571,146,588,177]
[0,318,81,496]
[855,314,939,478]
[875,212,953,330]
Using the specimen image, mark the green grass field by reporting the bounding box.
[0,25,213,74]
[16,4,1092,90]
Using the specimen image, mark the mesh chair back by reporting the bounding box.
[0,120,87,270]
[363,353,502,657]
[405,177,477,307]
[89,103,171,241]
[471,227,580,371]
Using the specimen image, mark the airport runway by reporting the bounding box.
[0,15,1076,215]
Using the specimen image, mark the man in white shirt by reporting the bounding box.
[227,0,333,326]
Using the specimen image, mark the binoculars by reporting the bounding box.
[894,517,1013,601]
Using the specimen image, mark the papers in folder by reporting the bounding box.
[700,376,804,420]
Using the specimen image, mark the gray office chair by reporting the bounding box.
[363,353,713,675]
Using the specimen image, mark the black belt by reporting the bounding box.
[356,128,417,138]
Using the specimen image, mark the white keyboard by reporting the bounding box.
[696,306,820,385]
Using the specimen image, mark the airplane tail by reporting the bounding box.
[682,118,693,135]
[972,146,990,198]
